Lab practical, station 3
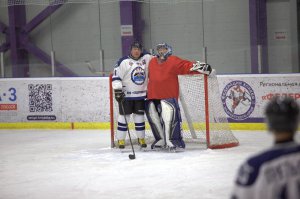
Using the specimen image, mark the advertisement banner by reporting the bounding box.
[217,74,300,122]
[1,74,299,124]
[0,77,110,122]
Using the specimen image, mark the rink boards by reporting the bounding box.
[0,74,299,130]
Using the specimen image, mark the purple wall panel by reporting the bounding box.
[22,3,64,33]
[119,1,142,56]
[6,3,77,77]
[249,0,268,74]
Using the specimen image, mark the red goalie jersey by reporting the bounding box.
[147,55,197,100]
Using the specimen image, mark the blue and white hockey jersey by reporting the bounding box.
[112,53,153,100]
[231,141,300,199]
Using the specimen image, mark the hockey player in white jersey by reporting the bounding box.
[231,96,300,199]
[112,41,152,149]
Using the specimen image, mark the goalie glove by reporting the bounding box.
[114,89,125,103]
[190,61,212,75]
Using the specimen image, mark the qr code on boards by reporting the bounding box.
[28,84,53,112]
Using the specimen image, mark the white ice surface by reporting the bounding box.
[0,130,299,199]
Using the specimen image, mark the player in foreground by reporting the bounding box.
[145,42,212,150]
[231,97,300,199]
[112,42,152,149]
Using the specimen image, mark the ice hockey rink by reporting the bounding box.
[1,130,298,199]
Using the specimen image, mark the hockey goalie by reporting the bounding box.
[146,42,213,150]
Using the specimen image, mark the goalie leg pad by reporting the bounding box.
[145,100,164,142]
[161,98,185,149]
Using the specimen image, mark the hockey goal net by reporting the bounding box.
[109,71,239,149]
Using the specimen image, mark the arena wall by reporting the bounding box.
[0,74,299,130]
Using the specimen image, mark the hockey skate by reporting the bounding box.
[165,139,177,152]
[138,138,147,148]
[152,145,178,153]
[166,145,177,152]
[171,139,185,149]
[118,139,125,149]
[151,139,165,149]
[163,143,185,153]
[151,138,178,152]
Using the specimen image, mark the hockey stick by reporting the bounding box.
[120,101,136,160]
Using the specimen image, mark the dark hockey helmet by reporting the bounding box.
[265,97,299,134]
[130,41,143,51]
[156,42,172,59]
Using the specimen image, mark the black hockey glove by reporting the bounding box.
[114,89,125,103]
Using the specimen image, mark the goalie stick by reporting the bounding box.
[120,101,136,160]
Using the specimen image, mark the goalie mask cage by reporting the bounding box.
[109,72,239,149]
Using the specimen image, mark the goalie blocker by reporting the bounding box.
[145,98,185,149]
